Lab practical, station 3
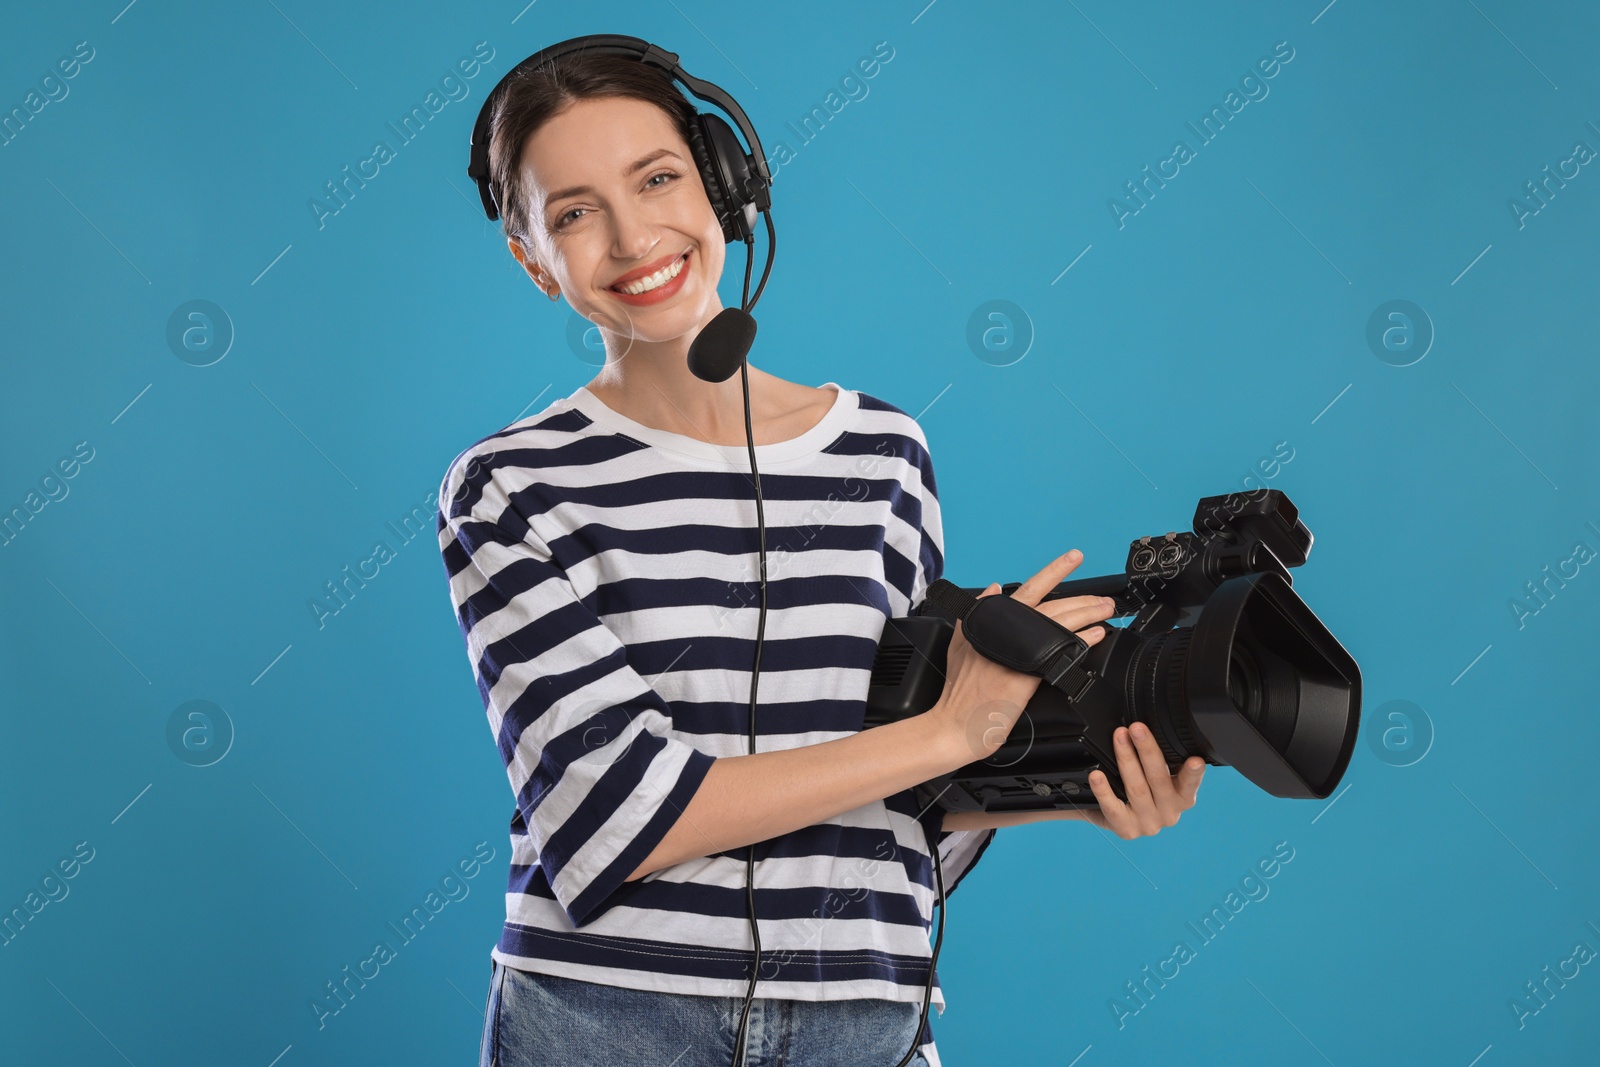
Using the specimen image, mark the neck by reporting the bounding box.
[587,304,773,444]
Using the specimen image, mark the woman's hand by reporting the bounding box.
[926,548,1116,766]
[1076,722,1206,839]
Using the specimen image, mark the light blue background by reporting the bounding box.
[3,1,1597,1064]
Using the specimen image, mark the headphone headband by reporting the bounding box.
[466,33,772,224]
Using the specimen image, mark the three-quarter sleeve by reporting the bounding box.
[904,424,997,903]
[436,456,716,929]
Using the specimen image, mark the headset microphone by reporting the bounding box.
[469,35,940,1067]
[687,308,758,383]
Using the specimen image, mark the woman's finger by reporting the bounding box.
[1039,594,1114,615]
[1111,727,1157,819]
[1175,757,1206,806]
[1085,768,1129,835]
[1126,723,1180,812]
[1037,594,1117,634]
[1009,550,1086,608]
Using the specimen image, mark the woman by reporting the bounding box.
[436,48,1204,1067]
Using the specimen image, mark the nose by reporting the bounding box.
[608,196,659,263]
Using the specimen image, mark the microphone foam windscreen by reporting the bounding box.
[687,308,758,383]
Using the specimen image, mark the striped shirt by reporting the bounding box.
[436,381,996,1064]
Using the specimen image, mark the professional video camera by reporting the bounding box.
[863,490,1360,815]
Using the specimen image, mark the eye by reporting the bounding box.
[550,172,678,230]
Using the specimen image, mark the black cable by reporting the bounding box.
[730,229,765,1067]
[893,834,945,1067]
[725,207,946,1067]
[746,209,776,314]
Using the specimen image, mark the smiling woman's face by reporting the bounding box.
[512,95,727,344]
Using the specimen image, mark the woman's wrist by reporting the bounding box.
[917,700,979,778]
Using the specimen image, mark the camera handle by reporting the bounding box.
[919,579,1098,703]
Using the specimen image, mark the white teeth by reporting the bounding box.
[615,253,686,295]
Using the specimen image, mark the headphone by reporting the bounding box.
[468,33,771,244]
[467,36,943,1067]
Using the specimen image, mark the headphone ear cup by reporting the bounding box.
[688,112,758,244]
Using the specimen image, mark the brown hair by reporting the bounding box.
[487,53,699,249]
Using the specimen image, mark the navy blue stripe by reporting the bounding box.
[498,468,927,527]
[588,574,892,627]
[458,558,567,659]
[891,786,994,903]
[530,725,671,879]
[499,922,941,989]
[853,391,910,418]
[479,596,608,697]
[566,745,716,927]
[512,817,929,866]
[613,875,923,927]
[446,517,917,615]
[469,560,892,621]
[824,426,928,466]
[884,542,917,601]
[511,809,947,904]
[442,410,612,517]
[599,631,884,677]
[550,518,898,563]
[501,656,672,815]
[662,698,867,737]
[512,870,932,927]
[444,515,531,582]
[481,622,883,715]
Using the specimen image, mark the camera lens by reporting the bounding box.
[1121,580,1347,794]
[1177,572,1358,798]
[1228,645,1263,730]
[1128,628,1199,763]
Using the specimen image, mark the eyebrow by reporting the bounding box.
[544,148,682,212]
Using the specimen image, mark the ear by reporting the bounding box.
[507,237,554,293]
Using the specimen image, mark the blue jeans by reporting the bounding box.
[479,959,932,1067]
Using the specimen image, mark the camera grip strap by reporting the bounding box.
[920,579,1097,702]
